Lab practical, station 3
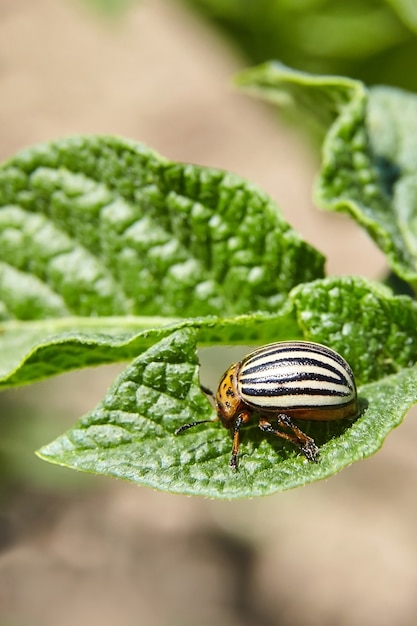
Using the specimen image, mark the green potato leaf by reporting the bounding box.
[0,308,300,389]
[236,62,417,289]
[291,275,417,386]
[38,277,417,498]
[0,135,324,320]
[0,135,324,388]
[3,135,417,496]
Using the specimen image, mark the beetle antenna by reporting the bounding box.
[200,384,215,399]
[175,420,213,435]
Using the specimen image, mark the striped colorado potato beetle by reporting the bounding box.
[175,341,358,469]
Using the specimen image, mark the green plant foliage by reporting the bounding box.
[2,127,417,496]
[0,135,323,389]
[291,276,417,385]
[37,275,417,497]
[236,62,417,290]
[37,324,417,498]
[0,309,300,389]
[0,136,323,321]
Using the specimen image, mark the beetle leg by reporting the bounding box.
[278,414,319,461]
[229,413,245,470]
[258,415,319,462]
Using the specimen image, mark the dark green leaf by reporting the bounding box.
[38,326,417,498]
[0,135,324,320]
[236,62,417,289]
[0,135,324,387]
[0,306,300,389]
[291,275,417,386]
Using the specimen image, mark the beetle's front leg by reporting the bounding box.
[229,414,243,470]
[229,411,252,470]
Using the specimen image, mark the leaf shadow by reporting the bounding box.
[297,395,369,447]
[237,395,370,464]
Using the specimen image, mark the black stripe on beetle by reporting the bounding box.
[239,368,351,389]
[240,385,352,399]
[175,340,358,469]
[241,356,352,386]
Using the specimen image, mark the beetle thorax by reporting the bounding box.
[215,362,244,428]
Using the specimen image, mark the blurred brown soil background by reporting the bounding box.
[1,1,417,625]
